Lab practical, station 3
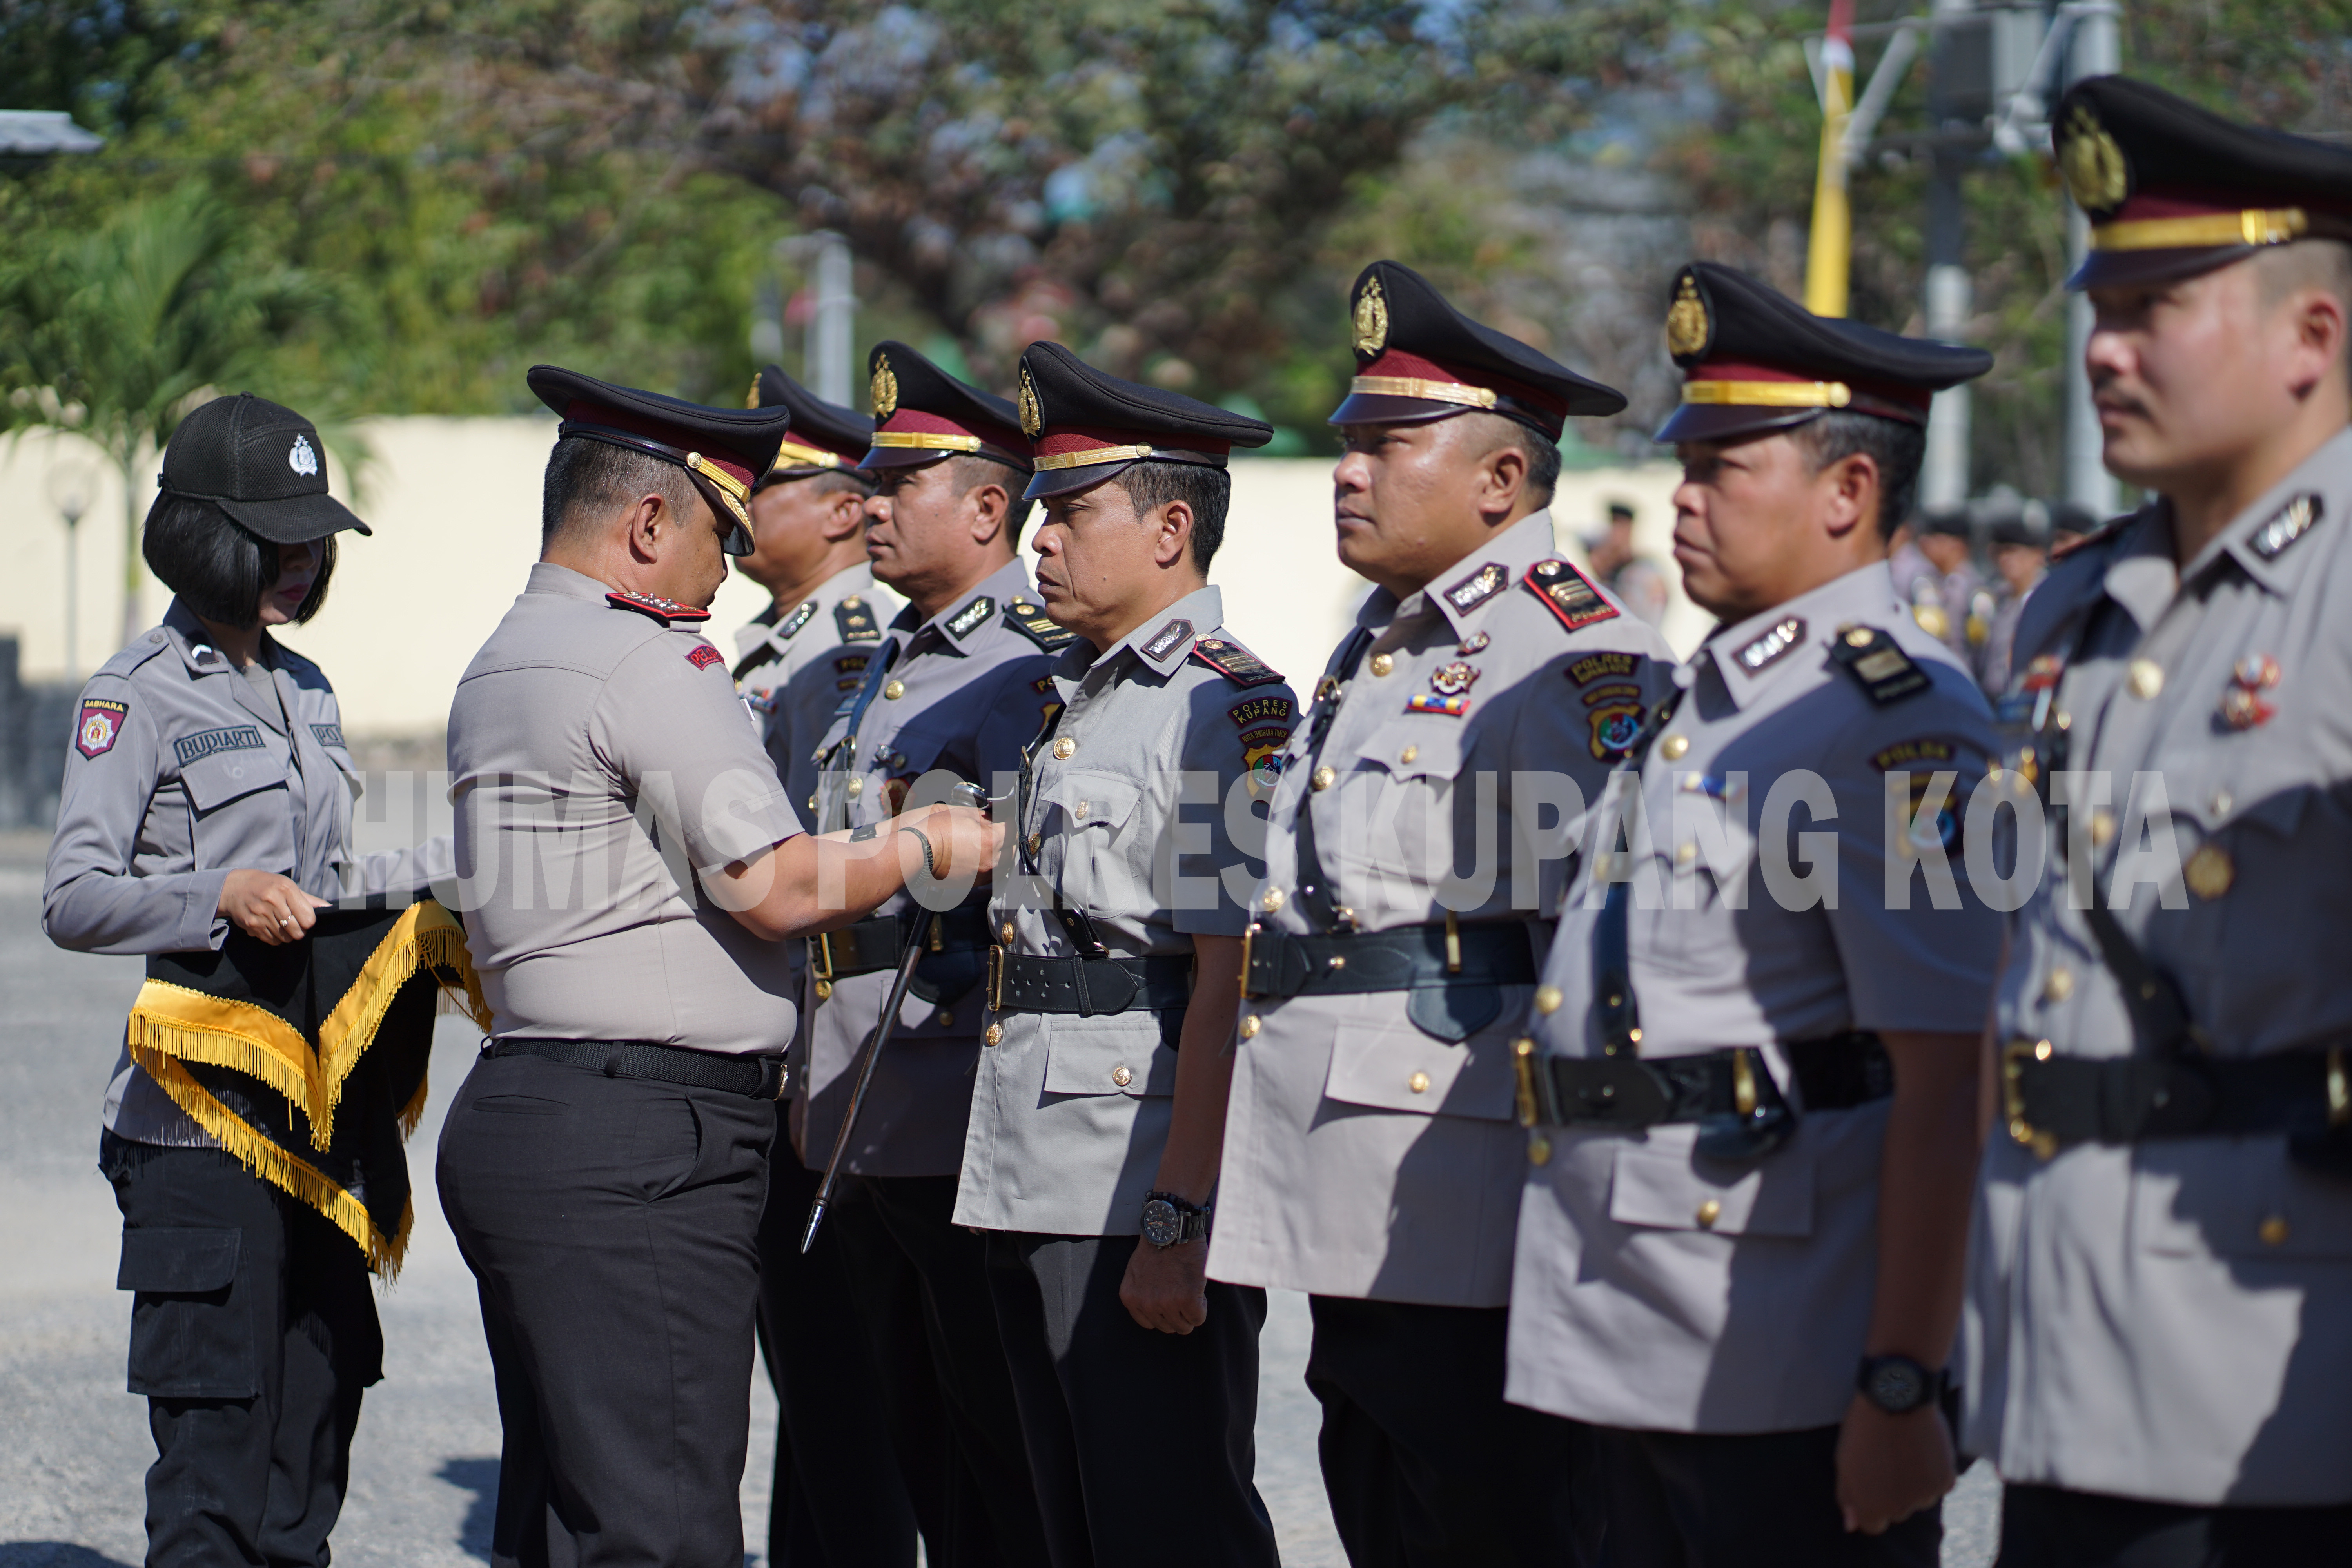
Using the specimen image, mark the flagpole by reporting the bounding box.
[1805,0,1857,318]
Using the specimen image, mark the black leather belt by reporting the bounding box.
[1240,918,1536,999]
[487,1037,788,1100]
[1516,1033,1892,1131]
[812,908,993,985]
[986,950,1195,1016]
[2001,1041,2352,1157]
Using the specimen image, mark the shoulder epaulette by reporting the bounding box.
[1003,596,1079,652]
[607,590,711,625]
[775,599,820,642]
[1522,559,1621,633]
[2050,518,2129,562]
[1191,635,1284,688]
[1828,623,1931,705]
[100,633,175,682]
[833,596,883,643]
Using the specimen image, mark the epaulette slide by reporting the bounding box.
[1829,624,1930,705]
[607,591,711,624]
[1191,636,1284,688]
[1523,559,1621,633]
[1004,597,1080,652]
[834,599,883,643]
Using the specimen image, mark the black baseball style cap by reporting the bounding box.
[748,365,875,486]
[2054,75,2352,289]
[1653,262,1993,444]
[156,394,370,543]
[529,365,793,555]
[1328,260,1626,440]
[860,342,1032,473]
[1016,339,1274,501]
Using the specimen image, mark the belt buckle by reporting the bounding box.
[1512,1037,1543,1128]
[987,943,1004,1013]
[2002,1037,2059,1160]
[811,932,836,1000]
[1240,922,1261,1001]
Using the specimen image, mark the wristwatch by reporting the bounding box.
[1855,1354,1949,1415]
[1140,1190,1212,1249]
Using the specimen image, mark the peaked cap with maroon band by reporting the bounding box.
[2054,75,2352,290]
[1017,339,1273,501]
[528,365,790,554]
[1329,259,1625,441]
[860,341,1031,473]
[748,364,873,485]
[1653,262,1992,445]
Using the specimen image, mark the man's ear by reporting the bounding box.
[2287,286,2350,400]
[967,479,1010,548]
[1820,453,1879,542]
[1476,439,1528,521]
[823,488,868,543]
[625,493,666,562]
[1151,499,1195,569]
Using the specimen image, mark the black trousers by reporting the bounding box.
[1596,1423,1942,1568]
[1306,1295,1600,1568]
[983,1230,1278,1568]
[754,1154,923,1568]
[103,1133,383,1568]
[1998,1483,2352,1567]
[831,1175,1051,1568]
[436,1051,775,1568]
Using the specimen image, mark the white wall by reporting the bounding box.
[0,420,1706,737]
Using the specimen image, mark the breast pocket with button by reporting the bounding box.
[179,748,296,871]
[1321,1004,1523,1122]
[1038,768,1146,906]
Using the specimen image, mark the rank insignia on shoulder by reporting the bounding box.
[1569,651,1641,686]
[946,595,997,640]
[777,599,820,641]
[1142,618,1196,662]
[608,590,711,624]
[1004,598,1079,652]
[1443,561,1510,614]
[686,644,725,670]
[1192,636,1285,687]
[1829,624,1930,705]
[1523,559,1620,633]
[834,599,882,643]
[2250,494,2322,561]
[1735,616,1806,673]
[1407,693,1472,718]
[1230,695,1293,726]
[77,698,129,759]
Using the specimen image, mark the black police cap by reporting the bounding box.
[157,394,369,544]
[748,365,874,485]
[2054,75,2352,289]
[528,365,790,554]
[1329,260,1625,440]
[1655,262,1993,444]
[1016,340,1274,501]
[861,342,1030,472]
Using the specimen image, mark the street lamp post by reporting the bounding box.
[47,460,93,682]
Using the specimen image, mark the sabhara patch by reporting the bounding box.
[1229,695,1293,728]
[76,698,128,759]
[1871,738,1957,773]
[1568,652,1641,686]
[686,644,726,671]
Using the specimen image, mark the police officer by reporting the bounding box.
[733,364,891,808]
[435,367,998,1568]
[797,341,1062,1566]
[1974,494,2048,697]
[1504,262,2000,1564]
[1967,77,2352,1563]
[1208,260,1673,1567]
[956,340,1288,1568]
[43,392,448,1565]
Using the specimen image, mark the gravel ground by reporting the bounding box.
[0,830,1994,1565]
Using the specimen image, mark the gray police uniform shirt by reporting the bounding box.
[44,599,452,1147]
[733,562,892,818]
[1210,509,1675,1308]
[799,557,1067,1177]
[447,562,805,1055]
[1507,561,2001,1434]
[1964,428,2352,1506]
[953,585,1295,1237]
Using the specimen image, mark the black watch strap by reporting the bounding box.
[1142,1190,1212,1247]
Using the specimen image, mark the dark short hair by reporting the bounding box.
[1463,412,1562,509]
[944,454,1035,538]
[1788,412,1926,539]
[542,434,699,546]
[142,494,336,628]
[1116,459,1232,572]
[760,465,877,501]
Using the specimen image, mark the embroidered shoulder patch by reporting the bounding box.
[1004,597,1079,652]
[2250,494,2323,560]
[1734,616,1806,674]
[309,723,345,751]
[1523,559,1620,633]
[1143,618,1196,662]
[1828,624,1930,705]
[1240,725,1291,771]
[1032,675,1057,695]
[172,724,264,768]
[1443,561,1510,614]
[1872,738,1958,772]
[1587,698,1645,760]
[946,595,997,639]
[77,698,129,759]
[1191,636,1284,687]
[775,599,820,641]
[834,597,882,643]
[1229,695,1293,727]
[1568,651,1641,686]
[687,644,726,670]
[608,590,711,624]
[834,653,872,675]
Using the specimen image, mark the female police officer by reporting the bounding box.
[43,392,448,1566]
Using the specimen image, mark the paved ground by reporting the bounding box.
[0,828,1996,1564]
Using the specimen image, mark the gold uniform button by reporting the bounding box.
[1312,765,1337,791]
[1369,653,1394,677]
[985,1023,1003,1045]
[807,794,818,812]
[1111,1065,1134,1088]
[2185,843,2236,900]
[1696,1198,1722,1229]
[1408,1071,1430,1094]
[1675,840,1697,866]
[2043,968,2075,1003]
[1000,921,1017,944]
[1025,832,1042,856]
[1527,1135,1553,1167]
[2089,808,2116,847]
[936,1010,955,1030]
[1261,887,1286,912]
[846,777,864,799]
[2260,1214,2290,1247]
[1052,737,1076,760]
[2210,790,2234,818]
[1659,734,1690,762]
[1074,800,1091,820]
[884,679,906,700]
[2127,659,2164,699]
[814,979,833,1000]
[1534,985,1563,1016]
[1240,1015,1261,1040]
[1399,744,1419,765]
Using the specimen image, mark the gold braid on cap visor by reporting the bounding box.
[2089,206,2308,251]
[1680,380,1853,408]
[768,439,846,472]
[1031,443,1156,472]
[868,430,984,453]
[1347,375,1499,410]
[683,451,751,526]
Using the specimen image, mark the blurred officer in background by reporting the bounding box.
[1209,260,1673,1568]
[1968,77,2352,1565]
[1507,261,1998,1565]
[1975,494,2049,697]
[1587,497,1673,629]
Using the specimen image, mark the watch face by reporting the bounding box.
[1868,1359,1926,1412]
[1141,1198,1180,1248]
